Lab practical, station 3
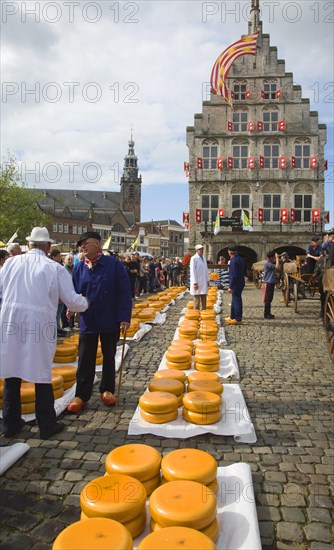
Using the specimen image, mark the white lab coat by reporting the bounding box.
[0,249,88,383]
[189,253,210,296]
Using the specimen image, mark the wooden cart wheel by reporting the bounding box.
[293,281,298,313]
[283,273,290,306]
[324,291,334,363]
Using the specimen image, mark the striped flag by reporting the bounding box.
[210,33,259,108]
[214,214,220,236]
[241,210,253,231]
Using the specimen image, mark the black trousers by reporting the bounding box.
[264,283,275,316]
[76,331,120,402]
[3,378,57,435]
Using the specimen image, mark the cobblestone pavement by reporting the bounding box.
[0,284,333,550]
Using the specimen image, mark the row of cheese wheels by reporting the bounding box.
[54,336,104,365]
[165,339,221,371]
[53,444,219,549]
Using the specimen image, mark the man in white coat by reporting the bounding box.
[189,244,210,310]
[0,227,89,439]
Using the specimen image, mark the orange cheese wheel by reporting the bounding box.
[188,380,223,395]
[51,374,64,390]
[53,387,64,400]
[178,333,197,341]
[80,474,146,522]
[199,336,217,342]
[207,478,219,495]
[194,352,220,365]
[138,308,156,320]
[154,370,187,384]
[66,334,80,344]
[52,366,77,381]
[195,362,220,372]
[53,354,77,363]
[184,310,200,320]
[187,372,220,384]
[182,408,222,425]
[55,344,77,356]
[201,517,219,543]
[199,330,218,337]
[171,339,194,349]
[168,343,192,354]
[134,301,151,308]
[161,449,217,485]
[63,379,76,390]
[20,382,35,403]
[141,473,161,497]
[186,301,194,309]
[165,349,191,364]
[96,356,103,366]
[200,311,216,320]
[53,518,133,550]
[105,443,161,481]
[148,379,184,396]
[21,401,35,414]
[148,303,163,310]
[139,392,179,414]
[80,509,146,539]
[149,480,216,530]
[182,391,221,414]
[138,526,216,550]
[166,359,191,371]
[140,409,178,424]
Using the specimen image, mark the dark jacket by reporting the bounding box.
[229,255,245,290]
[72,255,132,333]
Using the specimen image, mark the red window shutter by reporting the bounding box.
[276,89,281,99]
[217,157,223,169]
[261,89,265,98]
[195,209,202,223]
[184,162,189,171]
[290,208,296,222]
[291,156,296,168]
[258,208,264,222]
[231,91,235,99]
[279,156,287,169]
[184,222,189,230]
[278,120,286,131]
[248,156,255,169]
[246,89,251,99]
[248,121,255,131]
[312,208,320,223]
[218,208,225,218]
[310,156,318,168]
[227,121,233,131]
[185,171,189,178]
[196,157,203,169]
[324,160,328,170]
[257,121,263,131]
[227,157,233,169]
[280,208,289,223]
[183,212,189,224]
[259,156,265,168]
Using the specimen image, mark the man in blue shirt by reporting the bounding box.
[306,236,322,274]
[67,231,132,413]
[263,251,280,319]
[224,245,245,325]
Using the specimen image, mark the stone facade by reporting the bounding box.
[186,3,327,270]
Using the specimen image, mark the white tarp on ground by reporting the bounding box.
[128,384,256,443]
[0,443,30,476]
[120,324,152,342]
[158,349,239,379]
[133,463,261,550]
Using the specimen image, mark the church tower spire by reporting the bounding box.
[120,133,141,222]
[249,0,261,34]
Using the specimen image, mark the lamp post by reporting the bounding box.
[200,220,214,259]
[251,181,260,227]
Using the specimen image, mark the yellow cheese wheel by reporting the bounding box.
[184,310,200,320]
[195,362,220,372]
[147,296,159,302]
[201,518,219,543]
[188,380,223,395]
[105,444,161,481]
[21,401,35,414]
[138,526,216,550]
[178,332,197,342]
[148,379,184,396]
[194,352,220,365]
[96,355,103,366]
[168,343,193,355]
[51,374,64,390]
[171,339,193,350]
[140,409,178,424]
[53,354,77,364]
[165,349,191,364]
[154,370,187,384]
[161,449,217,485]
[199,329,218,337]
[55,344,77,356]
[134,301,151,308]
[182,391,221,414]
[63,379,76,390]
[53,387,64,400]
[52,366,77,381]
[149,480,217,530]
[81,509,146,539]
[166,359,191,371]
[80,474,146,523]
[200,311,216,320]
[148,302,163,310]
[139,392,178,414]
[187,372,220,384]
[207,478,219,494]
[53,518,133,550]
[138,308,156,320]
[186,301,194,309]
[141,473,161,497]
[182,408,222,425]
[195,340,219,349]
[176,394,184,408]
[20,382,35,403]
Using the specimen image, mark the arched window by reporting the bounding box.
[262,106,279,132]
[200,184,219,222]
[233,108,248,132]
[263,138,280,169]
[202,140,219,169]
[294,138,311,169]
[262,79,279,100]
[232,139,249,169]
[232,79,248,101]
[293,183,313,222]
[262,183,282,222]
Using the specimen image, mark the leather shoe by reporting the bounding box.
[264,314,275,319]
[67,397,86,414]
[40,422,65,440]
[3,419,25,438]
[227,319,242,325]
[224,317,232,322]
[100,391,117,406]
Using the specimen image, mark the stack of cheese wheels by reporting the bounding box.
[194,342,220,372]
[66,333,80,346]
[199,320,219,342]
[139,392,179,424]
[52,365,77,390]
[19,374,65,414]
[80,474,146,537]
[138,526,215,550]
[96,347,103,366]
[149,480,217,542]
[187,371,220,384]
[161,448,219,495]
[123,319,140,338]
[154,370,187,386]
[53,518,133,550]
[148,301,163,312]
[200,310,216,321]
[158,295,171,306]
[165,347,192,371]
[54,343,77,364]
[169,338,193,353]
[178,320,198,341]
[186,301,194,309]
[148,378,184,407]
[0,379,3,409]
[188,377,223,397]
[105,444,161,503]
[182,391,222,426]
[147,295,160,301]
[184,309,200,321]
[138,308,156,322]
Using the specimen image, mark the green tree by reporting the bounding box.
[0,156,49,243]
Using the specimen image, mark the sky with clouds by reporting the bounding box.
[1,0,333,227]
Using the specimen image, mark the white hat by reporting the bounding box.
[26,227,55,243]
[195,244,204,250]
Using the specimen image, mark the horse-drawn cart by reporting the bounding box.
[282,259,318,313]
[252,260,266,288]
[323,266,334,363]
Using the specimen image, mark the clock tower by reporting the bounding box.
[120,133,142,222]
